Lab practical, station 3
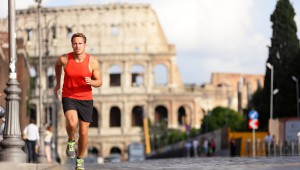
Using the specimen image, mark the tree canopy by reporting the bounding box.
[263,0,300,119]
[201,106,244,132]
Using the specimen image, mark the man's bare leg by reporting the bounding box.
[65,110,78,141]
[77,120,90,158]
[65,110,78,158]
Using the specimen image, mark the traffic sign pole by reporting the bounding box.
[252,128,255,157]
[248,110,259,157]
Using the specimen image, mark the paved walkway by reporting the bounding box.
[1,156,300,170]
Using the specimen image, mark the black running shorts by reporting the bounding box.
[62,97,93,123]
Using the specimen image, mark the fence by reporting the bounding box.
[244,139,300,157]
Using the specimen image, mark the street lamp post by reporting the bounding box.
[36,0,47,163]
[0,0,27,162]
[266,63,274,121]
[266,62,274,157]
[292,76,299,118]
[266,63,280,156]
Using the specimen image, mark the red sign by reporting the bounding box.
[248,119,259,129]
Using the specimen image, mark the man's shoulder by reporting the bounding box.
[60,53,69,59]
[88,55,99,66]
[56,53,69,64]
[88,54,97,61]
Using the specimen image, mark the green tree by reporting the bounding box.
[201,106,244,132]
[264,0,300,119]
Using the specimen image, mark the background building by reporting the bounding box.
[0,3,263,162]
[0,32,31,131]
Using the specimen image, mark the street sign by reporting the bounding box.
[248,119,259,129]
[248,109,259,130]
[248,110,258,119]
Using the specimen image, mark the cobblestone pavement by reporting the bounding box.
[45,156,300,170]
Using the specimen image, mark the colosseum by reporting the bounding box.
[0,3,263,162]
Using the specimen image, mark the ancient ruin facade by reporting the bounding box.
[0,3,264,162]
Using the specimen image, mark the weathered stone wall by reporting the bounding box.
[210,72,264,109]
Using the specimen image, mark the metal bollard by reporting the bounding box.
[274,142,276,156]
[291,140,294,156]
[262,141,265,156]
[268,140,271,156]
[279,141,282,156]
[257,138,261,157]
[246,138,251,157]
[298,132,300,156]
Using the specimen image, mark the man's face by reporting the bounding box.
[72,37,86,55]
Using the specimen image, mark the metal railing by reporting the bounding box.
[245,139,300,157]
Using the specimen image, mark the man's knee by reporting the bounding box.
[78,130,88,138]
[67,121,77,129]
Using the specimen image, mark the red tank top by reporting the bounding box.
[62,52,92,100]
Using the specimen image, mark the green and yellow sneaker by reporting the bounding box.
[76,158,85,170]
[66,140,76,158]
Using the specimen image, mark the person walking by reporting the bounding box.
[192,139,199,157]
[44,125,53,163]
[23,118,39,163]
[264,132,272,156]
[203,138,209,156]
[0,117,5,142]
[54,33,102,170]
[230,137,237,157]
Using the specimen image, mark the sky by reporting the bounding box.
[0,0,300,85]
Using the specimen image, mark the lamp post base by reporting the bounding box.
[0,136,26,162]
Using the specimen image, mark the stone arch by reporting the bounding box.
[131,105,143,127]
[66,25,74,38]
[154,105,168,125]
[109,64,122,87]
[29,104,37,122]
[88,146,99,157]
[110,106,121,127]
[90,107,99,128]
[153,64,168,86]
[177,106,186,126]
[130,64,144,87]
[110,146,121,154]
[44,105,53,125]
[29,66,37,89]
[178,104,193,126]
[46,66,55,88]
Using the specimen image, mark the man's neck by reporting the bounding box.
[73,52,86,62]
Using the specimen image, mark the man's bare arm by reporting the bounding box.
[87,57,102,88]
[54,55,67,98]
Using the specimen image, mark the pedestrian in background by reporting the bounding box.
[264,132,272,156]
[44,125,53,163]
[209,138,216,156]
[23,118,39,163]
[0,117,5,151]
[0,117,5,142]
[184,141,192,157]
[203,138,209,156]
[230,137,236,157]
[54,33,102,170]
[192,139,199,157]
